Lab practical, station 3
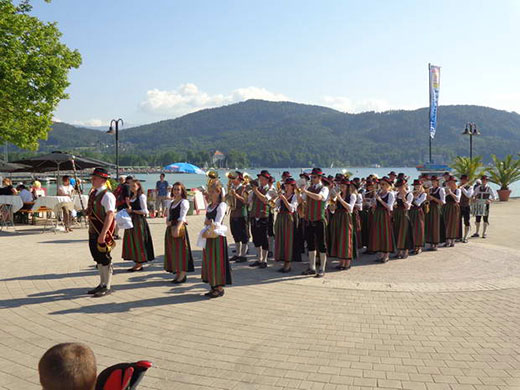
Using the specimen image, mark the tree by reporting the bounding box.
[450,156,484,183]
[486,154,520,190]
[0,0,82,150]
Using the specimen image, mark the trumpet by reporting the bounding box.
[268,181,281,208]
[328,187,338,206]
[225,172,236,210]
[206,170,219,189]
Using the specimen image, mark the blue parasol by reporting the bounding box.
[163,162,204,174]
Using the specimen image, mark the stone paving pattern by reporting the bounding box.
[1,200,520,389]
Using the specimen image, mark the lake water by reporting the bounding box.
[133,167,519,197]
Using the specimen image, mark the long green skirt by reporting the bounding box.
[202,236,232,288]
[164,225,194,273]
[409,207,425,248]
[122,214,155,263]
[393,207,413,250]
[443,202,460,239]
[368,207,394,253]
[330,210,357,260]
[425,203,445,244]
[274,212,295,262]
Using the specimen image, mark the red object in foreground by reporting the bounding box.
[96,361,152,390]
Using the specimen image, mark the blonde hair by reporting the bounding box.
[2,178,12,186]
[33,180,42,189]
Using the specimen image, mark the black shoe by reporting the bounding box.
[301,268,316,275]
[428,247,438,251]
[471,233,480,238]
[172,276,187,284]
[381,257,389,263]
[335,265,342,270]
[259,262,267,269]
[93,287,112,298]
[392,254,401,259]
[249,261,261,267]
[268,251,273,258]
[204,290,214,297]
[127,266,143,272]
[282,267,291,273]
[462,239,468,243]
[230,255,239,262]
[87,285,103,295]
[314,272,324,278]
[209,289,225,299]
[235,256,247,263]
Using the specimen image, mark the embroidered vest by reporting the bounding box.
[251,186,270,219]
[460,186,470,207]
[88,189,111,235]
[230,185,246,218]
[305,185,326,221]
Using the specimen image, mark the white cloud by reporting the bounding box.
[73,119,107,127]
[320,96,396,113]
[140,83,288,117]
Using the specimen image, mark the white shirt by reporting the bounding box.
[378,191,395,211]
[473,185,497,201]
[395,192,413,210]
[430,187,446,204]
[95,186,116,213]
[303,183,329,202]
[247,185,272,203]
[445,188,461,203]
[355,193,363,211]
[58,184,74,197]
[132,194,149,215]
[460,185,474,199]
[33,189,45,198]
[413,192,427,207]
[276,194,299,213]
[207,202,227,227]
[19,189,33,203]
[171,198,189,222]
[339,193,357,213]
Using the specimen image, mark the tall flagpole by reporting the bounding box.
[428,63,432,164]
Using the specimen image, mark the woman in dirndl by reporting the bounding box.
[164,182,194,283]
[123,180,155,271]
[198,181,232,298]
[425,176,446,251]
[392,179,414,259]
[368,177,395,263]
[409,179,426,255]
[274,177,299,273]
[330,178,357,270]
[443,176,461,247]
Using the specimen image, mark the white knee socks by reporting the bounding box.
[99,265,112,289]
[240,242,248,257]
[308,251,317,271]
[475,222,480,234]
[236,242,242,257]
[319,252,327,274]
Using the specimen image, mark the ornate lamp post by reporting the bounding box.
[106,118,123,179]
[462,122,480,159]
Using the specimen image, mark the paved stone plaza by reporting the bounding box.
[1,200,520,390]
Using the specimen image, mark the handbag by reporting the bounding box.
[115,209,133,230]
[171,223,186,238]
[202,223,218,239]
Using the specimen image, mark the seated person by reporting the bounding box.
[32,180,46,198]
[0,178,17,195]
[39,343,97,390]
[17,184,34,209]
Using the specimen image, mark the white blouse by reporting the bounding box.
[396,192,413,210]
[445,188,461,203]
[413,192,427,207]
[170,198,189,222]
[378,191,395,211]
[132,194,149,215]
[355,193,363,211]
[275,194,299,213]
[339,193,357,213]
[206,202,227,227]
[431,187,446,204]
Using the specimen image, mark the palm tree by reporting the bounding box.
[450,156,484,183]
[486,154,520,192]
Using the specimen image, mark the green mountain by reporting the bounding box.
[14,100,520,167]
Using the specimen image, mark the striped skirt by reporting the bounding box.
[360,209,372,248]
[444,202,461,239]
[409,207,425,248]
[330,210,356,260]
[353,209,363,249]
[393,208,413,250]
[274,212,295,262]
[202,236,232,288]
[368,208,394,253]
[425,203,443,244]
[164,225,194,273]
[122,214,155,263]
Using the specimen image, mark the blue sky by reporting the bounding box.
[31,0,520,127]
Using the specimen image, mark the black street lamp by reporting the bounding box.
[462,122,480,159]
[106,118,123,179]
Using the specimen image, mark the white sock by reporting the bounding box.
[236,242,242,256]
[475,222,480,234]
[269,236,275,253]
[100,265,113,289]
[241,243,248,256]
[463,225,470,240]
[308,251,317,271]
[483,223,489,235]
[97,264,104,286]
[319,253,327,273]
[256,246,262,261]
[262,249,268,263]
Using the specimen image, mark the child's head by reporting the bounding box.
[39,343,97,390]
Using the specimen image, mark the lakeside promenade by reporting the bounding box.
[1,200,520,389]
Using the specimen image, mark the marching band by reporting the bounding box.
[87,168,497,299]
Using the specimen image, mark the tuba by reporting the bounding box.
[225,171,237,210]
[206,170,219,188]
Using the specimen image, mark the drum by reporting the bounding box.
[472,199,488,217]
